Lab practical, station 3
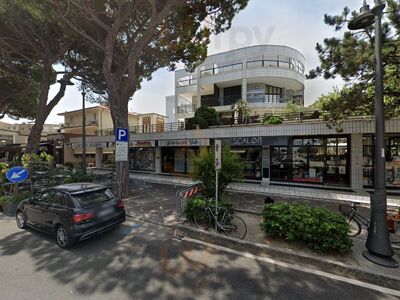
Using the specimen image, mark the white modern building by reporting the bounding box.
[69,45,400,194]
[173,45,305,122]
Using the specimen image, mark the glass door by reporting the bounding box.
[325,137,349,186]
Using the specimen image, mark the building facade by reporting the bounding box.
[173,45,306,122]
[0,121,60,162]
[59,105,166,168]
[68,46,400,193]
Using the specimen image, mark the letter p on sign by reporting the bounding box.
[116,128,129,142]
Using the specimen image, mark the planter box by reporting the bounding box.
[2,202,18,217]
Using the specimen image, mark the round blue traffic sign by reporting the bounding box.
[6,166,29,183]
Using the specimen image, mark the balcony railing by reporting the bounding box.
[177,104,197,114]
[94,111,321,136]
[246,57,305,74]
[200,62,243,78]
[176,77,198,87]
[62,121,98,128]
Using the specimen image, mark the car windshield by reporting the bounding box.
[72,189,115,207]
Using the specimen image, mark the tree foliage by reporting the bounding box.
[0,57,40,119]
[191,146,245,198]
[0,0,78,153]
[308,0,400,122]
[49,0,249,198]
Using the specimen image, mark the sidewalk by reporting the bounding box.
[128,172,400,207]
[123,180,400,290]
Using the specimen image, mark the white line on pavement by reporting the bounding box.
[183,237,400,298]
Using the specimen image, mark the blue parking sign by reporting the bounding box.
[115,128,129,142]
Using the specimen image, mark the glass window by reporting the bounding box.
[72,189,115,208]
[270,136,349,186]
[51,192,68,207]
[365,135,400,187]
[129,148,155,171]
[231,147,262,180]
[38,191,53,203]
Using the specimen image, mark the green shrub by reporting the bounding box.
[185,196,208,221]
[191,146,245,198]
[185,107,220,130]
[184,196,234,221]
[263,114,283,125]
[260,202,352,254]
[64,169,96,183]
[0,162,9,183]
[0,191,33,206]
[195,106,219,127]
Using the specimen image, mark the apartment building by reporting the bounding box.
[68,45,400,193]
[173,45,306,122]
[59,105,166,167]
[0,121,60,162]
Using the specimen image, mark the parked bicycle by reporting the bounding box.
[339,202,400,244]
[194,204,247,239]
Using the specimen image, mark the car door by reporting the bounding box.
[41,191,69,233]
[26,190,53,229]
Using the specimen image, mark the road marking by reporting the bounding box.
[183,237,400,297]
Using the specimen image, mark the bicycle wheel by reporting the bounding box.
[347,217,362,237]
[194,208,211,230]
[223,215,247,239]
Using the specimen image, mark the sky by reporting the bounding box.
[4,0,362,125]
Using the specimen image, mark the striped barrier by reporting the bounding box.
[176,183,202,219]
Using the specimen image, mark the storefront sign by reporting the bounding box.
[159,139,210,147]
[71,142,109,148]
[115,141,128,161]
[231,137,262,146]
[129,140,155,148]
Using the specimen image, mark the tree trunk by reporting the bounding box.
[25,63,52,154]
[109,96,130,199]
[25,65,70,154]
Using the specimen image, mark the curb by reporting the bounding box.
[175,222,400,290]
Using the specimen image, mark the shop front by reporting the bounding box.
[229,137,262,180]
[129,140,156,172]
[363,134,400,189]
[159,139,209,174]
[269,135,350,187]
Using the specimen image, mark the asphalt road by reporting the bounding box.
[0,215,398,300]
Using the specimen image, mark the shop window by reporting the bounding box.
[271,136,350,186]
[162,147,199,174]
[363,135,400,187]
[129,148,155,171]
[230,147,262,180]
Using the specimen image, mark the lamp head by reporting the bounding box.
[348,1,386,30]
[93,89,106,95]
[57,75,75,86]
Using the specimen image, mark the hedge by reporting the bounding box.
[184,196,234,221]
[260,202,352,254]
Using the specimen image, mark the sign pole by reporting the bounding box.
[214,139,222,232]
[215,167,218,232]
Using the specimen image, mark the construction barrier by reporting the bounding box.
[176,183,202,219]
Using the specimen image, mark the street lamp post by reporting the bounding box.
[348,0,398,268]
[81,86,87,175]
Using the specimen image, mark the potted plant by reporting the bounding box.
[0,191,33,217]
[234,99,251,124]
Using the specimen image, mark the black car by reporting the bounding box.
[16,183,126,248]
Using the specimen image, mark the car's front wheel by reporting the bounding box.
[16,210,27,229]
[56,225,74,249]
